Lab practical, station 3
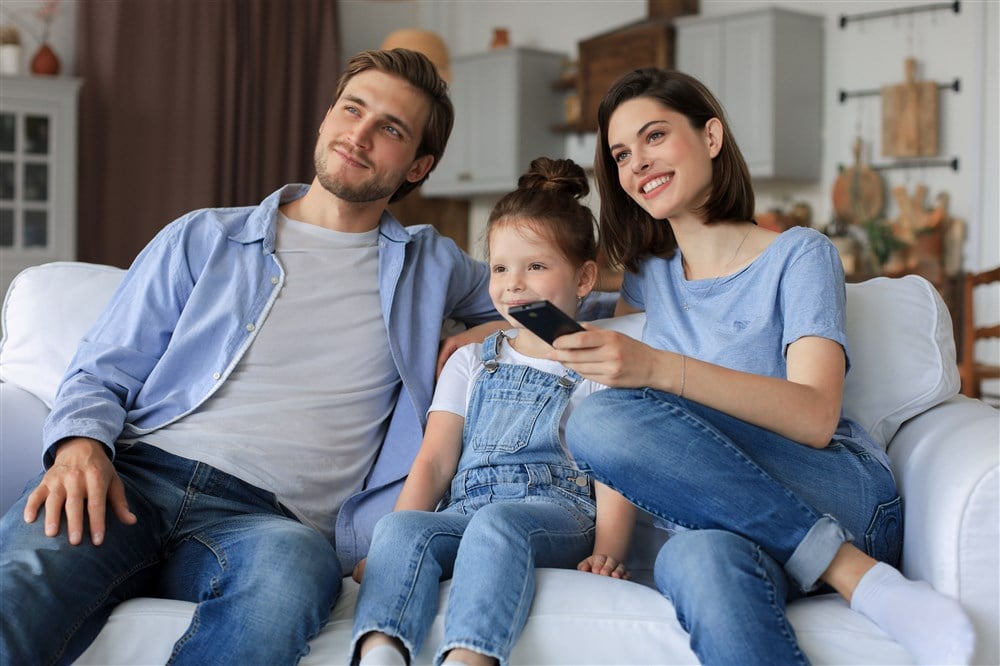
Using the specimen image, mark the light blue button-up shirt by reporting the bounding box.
[43,184,498,569]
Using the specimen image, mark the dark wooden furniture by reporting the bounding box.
[958,266,1000,401]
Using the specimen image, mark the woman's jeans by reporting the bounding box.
[351,499,594,666]
[567,388,902,666]
[0,441,341,666]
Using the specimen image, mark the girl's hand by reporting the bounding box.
[352,557,367,584]
[577,553,630,580]
[550,326,662,389]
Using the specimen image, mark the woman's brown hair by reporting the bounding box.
[594,68,754,272]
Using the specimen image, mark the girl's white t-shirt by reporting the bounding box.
[430,330,606,445]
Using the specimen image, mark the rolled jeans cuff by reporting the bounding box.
[785,514,852,592]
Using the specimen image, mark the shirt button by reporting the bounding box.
[212,372,221,380]
[271,276,278,285]
[246,323,255,332]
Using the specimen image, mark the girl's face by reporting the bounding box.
[607,96,721,224]
[488,221,592,329]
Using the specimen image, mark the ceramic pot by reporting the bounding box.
[30,43,59,76]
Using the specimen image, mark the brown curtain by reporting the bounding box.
[75,0,340,268]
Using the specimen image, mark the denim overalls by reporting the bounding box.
[444,331,597,517]
[351,332,597,666]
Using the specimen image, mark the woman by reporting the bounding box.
[552,68,974,665]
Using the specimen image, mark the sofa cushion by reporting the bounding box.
[0,261,125,408]
[842,276,959,448]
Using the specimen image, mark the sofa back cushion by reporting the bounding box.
[1,263,959,446]
[1,262,125,408]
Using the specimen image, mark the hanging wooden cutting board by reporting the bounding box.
[832,137,884,224]
[882,57,939,157]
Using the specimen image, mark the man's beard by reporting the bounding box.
[315,144,402,203]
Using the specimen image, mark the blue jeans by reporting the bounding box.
[0,441,342,666]
[567,388,902,665]
[351,500,594,666]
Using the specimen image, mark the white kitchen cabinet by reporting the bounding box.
[422,48,567,197]
[0,75,82,299]
[675,8,823,181]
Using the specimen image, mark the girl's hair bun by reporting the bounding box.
[517,157,589,200]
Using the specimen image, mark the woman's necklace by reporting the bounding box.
[680,226,753,311]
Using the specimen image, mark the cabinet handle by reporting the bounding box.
[458,172,472,181]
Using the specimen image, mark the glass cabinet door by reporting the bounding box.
[0,110,51,252]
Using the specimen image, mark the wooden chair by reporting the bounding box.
[958,266,1000,401]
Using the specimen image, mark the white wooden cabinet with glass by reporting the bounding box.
[0,76,82,300]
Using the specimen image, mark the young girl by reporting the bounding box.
[350,157,636,666]
[552,68,976,665]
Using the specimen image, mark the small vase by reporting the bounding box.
[490,28,509,49]
[30,43,60,76]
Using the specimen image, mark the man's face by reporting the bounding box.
[314,69,434,204]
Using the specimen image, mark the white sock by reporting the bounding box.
[850,562,976,665]
[359,643,407,666]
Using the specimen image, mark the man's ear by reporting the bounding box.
[705,117,724,159]
[405,154,436,183]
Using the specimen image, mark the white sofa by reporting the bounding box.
[1,261,997,665]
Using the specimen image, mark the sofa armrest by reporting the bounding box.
[0,382,49,514]
[888,395,999,666]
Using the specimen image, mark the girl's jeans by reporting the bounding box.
[0,441,341,666]
[567,388,902,666]
[352,332,596,666]
[351,499,594,666]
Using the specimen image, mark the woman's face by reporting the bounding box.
[606,96,720,224]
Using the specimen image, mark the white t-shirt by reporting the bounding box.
[143,214,400,541]
[430,330,606,450]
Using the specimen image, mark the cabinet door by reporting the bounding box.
[675,22,723,97]
[465,54,518,188]
[428,60,475,190]
[426,55,516,195]
[422,49,566,197]
[722,14,774,176]
[675,9,821,182]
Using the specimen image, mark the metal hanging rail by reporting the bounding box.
[839,78,961,104]
[839,1,960,29]
[838,158,960,173]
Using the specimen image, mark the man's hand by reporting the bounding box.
[577,553,630,580]
[23,437,136,546]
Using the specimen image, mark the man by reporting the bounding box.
[0,49,498,665]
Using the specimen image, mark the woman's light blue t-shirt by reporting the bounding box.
[621,226,890,470]
[621,226,850,379]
